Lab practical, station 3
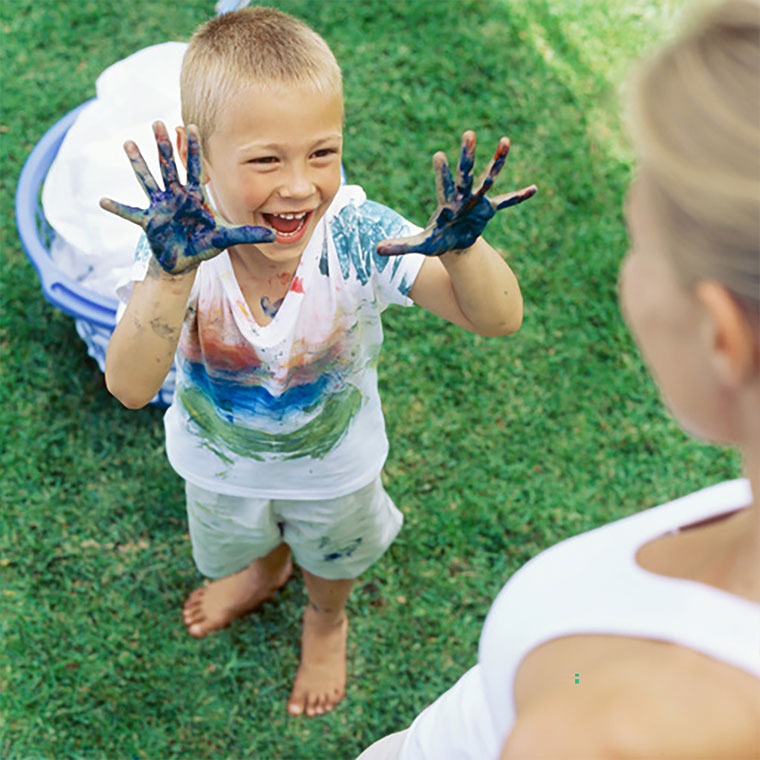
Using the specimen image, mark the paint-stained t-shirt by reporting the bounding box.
[129,185,425,498]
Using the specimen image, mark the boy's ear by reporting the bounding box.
[175,126,209,184]
[175,126,188,168]
[696,280,759,388]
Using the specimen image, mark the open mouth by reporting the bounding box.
[261,211,312,240]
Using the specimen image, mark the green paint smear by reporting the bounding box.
[180,385,363,462]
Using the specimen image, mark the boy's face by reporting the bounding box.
[202,83,344,267]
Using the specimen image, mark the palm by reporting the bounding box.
[376,131,536,257]
[100,121,275,274]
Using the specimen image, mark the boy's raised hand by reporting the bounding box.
[100,122,275,275]
[376,130,536,257]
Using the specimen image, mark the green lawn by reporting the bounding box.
[1,1,739,758]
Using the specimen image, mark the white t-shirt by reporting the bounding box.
[128,185,425,498]
[399,479,759,759]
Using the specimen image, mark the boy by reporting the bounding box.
[101,7,535,718]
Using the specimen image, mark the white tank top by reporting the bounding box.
[400,480,759,759]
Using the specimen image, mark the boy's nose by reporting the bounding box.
[279,165,315,199]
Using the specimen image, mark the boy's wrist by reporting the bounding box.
[147,255,198,283]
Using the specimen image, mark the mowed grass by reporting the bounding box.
[1,1,739,758]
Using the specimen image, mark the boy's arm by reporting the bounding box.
[378,131,534,337]
[408,241,523,337]
[105,262,195,408]
[99,121,275,408]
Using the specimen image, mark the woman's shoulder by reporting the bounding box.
[504,639,760,759]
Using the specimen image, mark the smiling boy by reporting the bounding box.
[101,7,535,718]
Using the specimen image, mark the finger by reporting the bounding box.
[376,227,438,257]
[475,137,511,197]
[185,125,203,187]
[433,152,456,205]
[154,121,180,188]
[124,140,161,199]
[213,224,277,249]
[455,130,476,198]
[376,234,421,256]
[99,196,147,226]
[491,184,538,210]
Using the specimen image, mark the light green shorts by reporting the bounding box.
[185,477,403,581]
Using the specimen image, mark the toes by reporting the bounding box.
[288,690,342,717]
[182,609,209,638]
[287,697,304,717]
[188,622,208,639]
[306,697,323,717]
[182,587,205,613]
[182,588,210,637]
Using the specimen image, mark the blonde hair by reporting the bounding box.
[627,0,760,313]
[181,6,343,151]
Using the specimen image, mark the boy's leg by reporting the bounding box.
[287,570,354,717]
[183,541,293,638]
[183,483,293,638]
[279,477,403,716]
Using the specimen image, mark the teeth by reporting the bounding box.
[274,212,307,220]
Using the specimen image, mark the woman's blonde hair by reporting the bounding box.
[181,6,343,152]
[627,0,760,313]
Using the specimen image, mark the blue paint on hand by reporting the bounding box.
[376,130,536,257]
[100,121,275,274]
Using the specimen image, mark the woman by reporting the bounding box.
[359,1,760,757]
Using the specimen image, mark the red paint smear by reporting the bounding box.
[290,276,304,293]
[181,313,263,373]
[199,329,263,373]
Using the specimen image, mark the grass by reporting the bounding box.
[1,1,740,758]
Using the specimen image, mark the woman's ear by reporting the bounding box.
[696,280,758,388]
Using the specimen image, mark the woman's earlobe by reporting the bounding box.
[696,280,757,387]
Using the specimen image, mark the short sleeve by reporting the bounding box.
[114,233,153,307]
[329,198,425,308]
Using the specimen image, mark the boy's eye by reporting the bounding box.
[248,156,278,165]
[312,148,338,159]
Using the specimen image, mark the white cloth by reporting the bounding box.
[42,41,187,299]
[398,479,759,759]
[123,185,424,499]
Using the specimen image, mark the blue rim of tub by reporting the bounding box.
[15,99,119,330]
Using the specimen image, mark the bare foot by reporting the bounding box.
[182,545,292,638]
[287,605,348,717]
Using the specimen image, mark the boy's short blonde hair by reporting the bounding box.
[181,6,343,151]
[627,0,760,313]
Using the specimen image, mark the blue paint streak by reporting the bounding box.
[331,201,411,291]
[185,360,332,420]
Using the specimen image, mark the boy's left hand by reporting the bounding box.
[376,131,536,257]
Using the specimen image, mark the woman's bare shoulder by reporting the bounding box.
[504,638,760,759]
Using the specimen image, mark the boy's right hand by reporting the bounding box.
[99,121,275,275]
